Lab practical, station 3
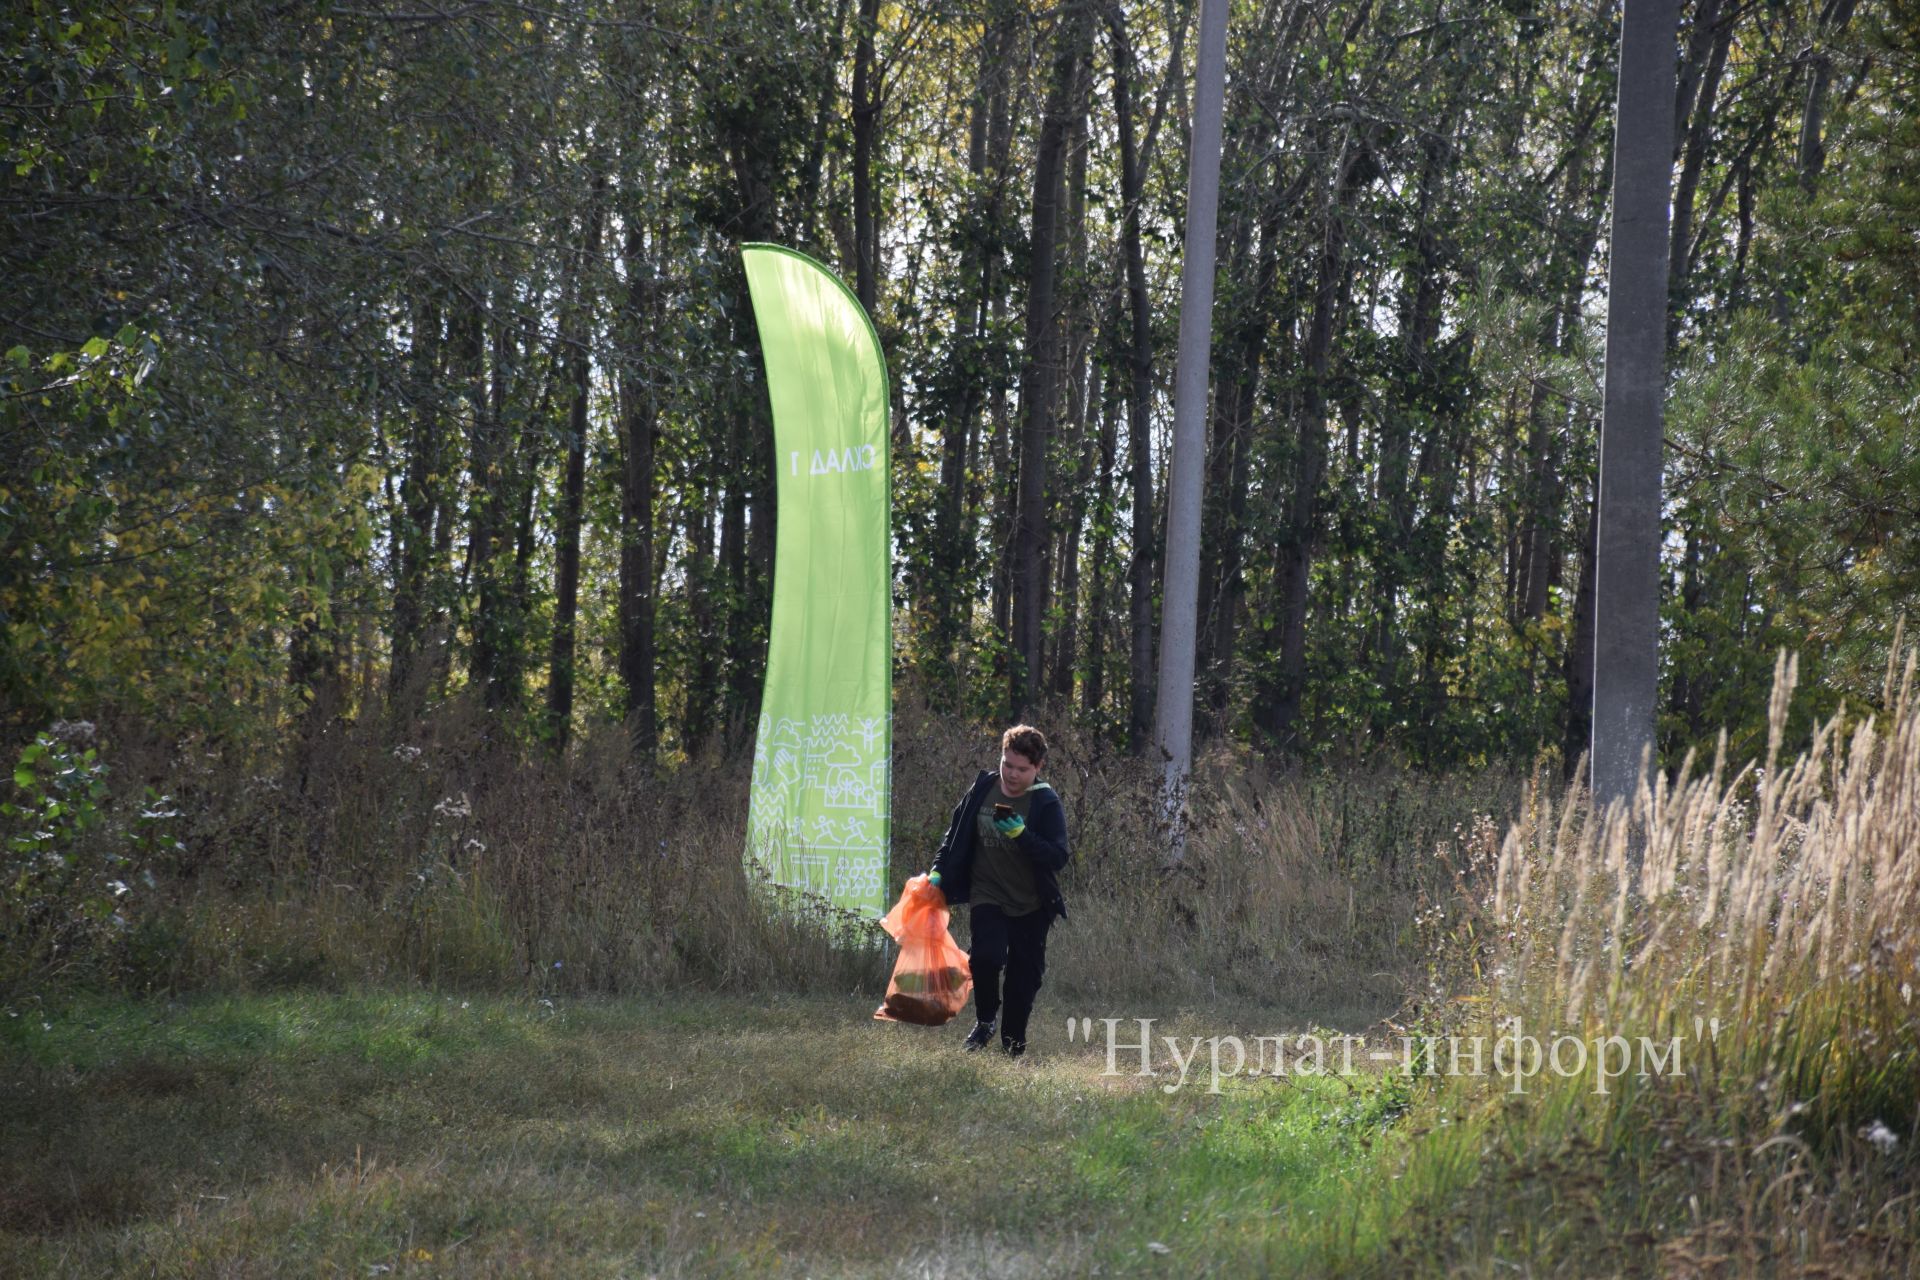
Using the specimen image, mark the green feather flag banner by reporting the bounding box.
[741,244,892,922]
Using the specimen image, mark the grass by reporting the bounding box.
[1,989,1418,1277]
[1373,649,1920,1276]
[2,688,1516,1009]
[5,658,1918,1274]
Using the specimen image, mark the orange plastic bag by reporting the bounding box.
[873,874,973,1026]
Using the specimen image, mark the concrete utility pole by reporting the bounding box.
[1592,0,1678,824]
[1154,0,1229,860]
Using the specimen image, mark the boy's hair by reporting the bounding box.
[1000,724,1048,763]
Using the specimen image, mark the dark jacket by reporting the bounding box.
[929,770,1071,921]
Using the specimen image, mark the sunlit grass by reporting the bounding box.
[1377,648,1920,1275]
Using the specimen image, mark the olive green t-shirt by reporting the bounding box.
[972,781,1041,917]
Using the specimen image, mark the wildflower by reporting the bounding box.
[433,793,471,819]
[391,745,422,762]
[1860,1120,1899,1155]
[48,720,97,743]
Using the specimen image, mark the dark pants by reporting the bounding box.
[968,903,1052,1045]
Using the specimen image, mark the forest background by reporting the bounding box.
[4,2,1919,1272]
[3,0,1918,981]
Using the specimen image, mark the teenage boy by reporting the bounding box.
[927,724,1070,1058]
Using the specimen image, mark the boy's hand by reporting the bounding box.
[992,814,1025,839]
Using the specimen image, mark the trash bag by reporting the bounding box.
[874,873,973,1026]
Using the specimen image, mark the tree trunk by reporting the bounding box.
[288,605,349,787]
[1249,129,1374,752]
[681,477,721,758]
[851,0,881,312]
[1107,0,1160,755]
[799,0,853,248]
[1409,342,1474,760]
[1798,0,1859,189]
[1563,496,1599,778]
[462,284,514,711]
[1192,0,1305,733]
[1198,167,1292,729]
[1049,91,1096,705]
[725,138,780,750]
[1051,362,1099,703]
[1083,365,1121,717]
[1666,0,1733,342]
[618,221,659,761]
[507,317,565,714]
[1372,112,1452,713]
[389,294,442,715]
[928,3,1015,710]
[546,176,607,752]
[1010,0,1093,718]
[1519,114,1612,631]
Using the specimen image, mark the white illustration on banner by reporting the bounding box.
[748,710,889,907]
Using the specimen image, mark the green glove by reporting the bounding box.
[927,870,942,887]
[993,814,1025,839]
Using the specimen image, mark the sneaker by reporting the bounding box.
[962,1019,995,1051]
[1002,1037,1026,1058]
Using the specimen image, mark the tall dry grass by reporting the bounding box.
[1488,647,1917,1129]
[1400,646,1920,1274]
[5,688,1520,1014]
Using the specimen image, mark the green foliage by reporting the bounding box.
[2,0,1911,777]
[0,728,184,991]
[1661,8,1920,754]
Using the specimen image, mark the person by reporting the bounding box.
[926,724,1070,1058]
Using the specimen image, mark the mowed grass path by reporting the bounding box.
[0,989,1411,1277]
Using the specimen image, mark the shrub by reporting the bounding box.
[1,722,185,992]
